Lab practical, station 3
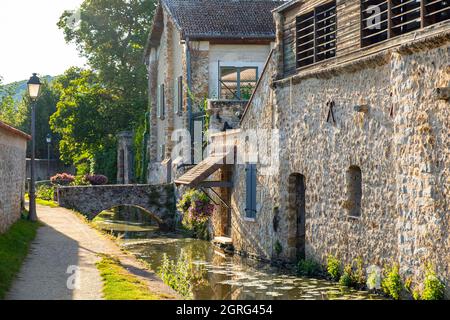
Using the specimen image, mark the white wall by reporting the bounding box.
[208,44,273,98]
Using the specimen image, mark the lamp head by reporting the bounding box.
[27,73,42,100]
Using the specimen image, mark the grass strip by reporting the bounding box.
[96,254,173,300]
[0,218,40,299]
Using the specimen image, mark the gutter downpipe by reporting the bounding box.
[185,37,194,163]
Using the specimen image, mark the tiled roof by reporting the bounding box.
[161,0,282,40]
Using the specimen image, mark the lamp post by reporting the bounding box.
[27,73,42,222]
[46,134,52,179]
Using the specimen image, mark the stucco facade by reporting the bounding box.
[0,121,29,233]
[219,1,449,296]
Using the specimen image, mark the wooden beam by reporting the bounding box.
[198,181,233,188]
[205,187,230,209]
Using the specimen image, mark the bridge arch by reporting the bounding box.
[57,184,177,230]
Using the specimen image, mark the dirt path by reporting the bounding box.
[6,204,179,300]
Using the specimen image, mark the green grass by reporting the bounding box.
[96,255,174,300]
[0,219,40,299]
[36,198,59,208]
[25,193,58,208]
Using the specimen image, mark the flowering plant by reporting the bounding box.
[85,174,108,186]
[50,173,75,186]
[177,189,215,239]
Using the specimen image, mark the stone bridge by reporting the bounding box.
[57,184,177,230]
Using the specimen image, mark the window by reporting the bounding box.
[245,163,257,219]
[159,144,165,161]
[219,67,258,100]
[346,166,362,217]
[296,1,337,68]
[361,0,450,47]
[157,84,165,120]
[175,76,183,115]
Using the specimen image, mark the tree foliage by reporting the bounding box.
[54,0,157,180]
[57,0,155,126]
[1,76,60,159]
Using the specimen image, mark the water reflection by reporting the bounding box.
[93,207,384,300]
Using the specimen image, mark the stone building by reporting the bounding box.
[144,0,281,184]
[177,0,450,294]
[0,120,30,233]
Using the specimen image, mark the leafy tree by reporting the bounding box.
[18,81,61,159]
[55,0,157,180]
[57,0,155,127]
[1,76,60,159]
[0,78,22,126]
[50,68,122,181]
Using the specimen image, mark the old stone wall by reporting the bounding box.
[207,100,247,132]
[0,124,28,233]
[233,37,449,293]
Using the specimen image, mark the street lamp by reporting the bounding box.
[27,73,42,222]
[46,134,52,179]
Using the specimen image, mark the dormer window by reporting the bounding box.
[296,1,337,68]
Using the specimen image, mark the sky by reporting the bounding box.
[0,0,86,84]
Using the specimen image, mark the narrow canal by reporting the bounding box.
[93,207,384,300]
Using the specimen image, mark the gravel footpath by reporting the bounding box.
[6,204,179,300]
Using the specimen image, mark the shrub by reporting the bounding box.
[327,254,341,281]
[36,184,55,201]
[339,264,355,287]
[85,174,108,186]
[421,264,445,300]
[72,175,91,186]
[381,263,402,300]
[158,251,194,299]
[177,189,215,240]
[353,257,366,288]
[50,173,75,186]
[297,259,322,277]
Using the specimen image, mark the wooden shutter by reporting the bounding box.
[424,0,450,26]
[296,1,336,68]
[245,163,257,218]
[156,85,161,119]
[176,76,183,115]
[361,0,389,47]
[158,84,165,120]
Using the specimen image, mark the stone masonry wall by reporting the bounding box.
[0,127,28,233]
[234,39,449,293]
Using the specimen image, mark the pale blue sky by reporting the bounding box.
[0,0,86,84]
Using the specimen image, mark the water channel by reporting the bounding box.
[93,207,384,300]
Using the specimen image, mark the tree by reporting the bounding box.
[18,81,61,159]
[50,68,123,181]
[0,78,23,127]
[56,0,157,180]
[57,0,155,127]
